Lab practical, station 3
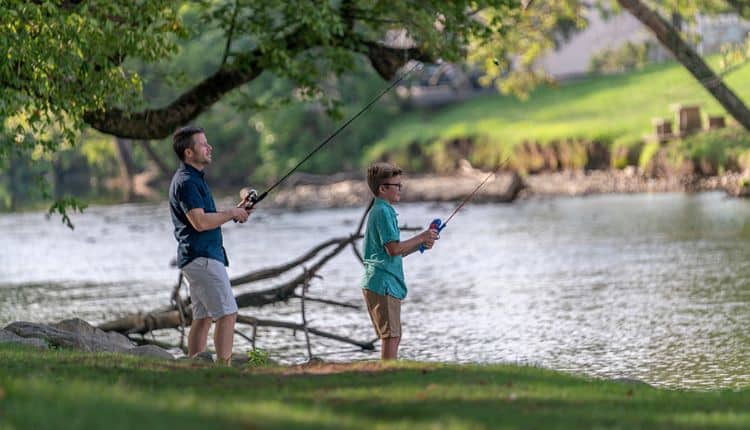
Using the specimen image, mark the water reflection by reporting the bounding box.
[2,193,750,389]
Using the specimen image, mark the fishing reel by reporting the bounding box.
[237,187,258,210]
[418,218,444,254]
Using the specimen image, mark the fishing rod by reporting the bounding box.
[419,158,509,253]
[237,61,423,211]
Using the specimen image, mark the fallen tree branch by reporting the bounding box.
[104,309,374,350]
[234,235,355,307]
[236,315,374,350]
[230,237,343,286]
[290,294,360,309]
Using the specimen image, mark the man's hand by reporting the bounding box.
[231,207,250,223]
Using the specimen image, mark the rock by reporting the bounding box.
[230,352,250,367]
[123,345,174,360]
[5,321,130,353]
[52,318,134,350]
[0,328,48,349]
[192,351,214,363]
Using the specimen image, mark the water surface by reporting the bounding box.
[3,192,750,389]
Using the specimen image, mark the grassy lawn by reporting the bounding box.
[367,59,750,169]
[1,344,750,429]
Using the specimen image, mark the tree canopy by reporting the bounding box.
[2,0,749,222]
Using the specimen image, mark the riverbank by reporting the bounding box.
[2,343,748,429]
[236,165,749,210]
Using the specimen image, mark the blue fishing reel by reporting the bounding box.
[418,218,444,254]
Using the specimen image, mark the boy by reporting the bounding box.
[361,162,438,360]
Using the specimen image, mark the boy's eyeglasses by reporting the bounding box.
[383,183,402,190]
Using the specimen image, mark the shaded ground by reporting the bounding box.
[2,344,750,429]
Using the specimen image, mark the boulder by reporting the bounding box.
[5,321,129,353]
[0,328,48,349]
[52,318,134,350]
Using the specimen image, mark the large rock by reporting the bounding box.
[5,321,130,353]
[4,319,174,360]
[0,328,48,349]
[52,318,134,350]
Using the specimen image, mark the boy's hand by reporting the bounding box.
[421,229,438,249]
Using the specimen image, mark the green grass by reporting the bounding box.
[368,58,750,170]
[2,344,750,429]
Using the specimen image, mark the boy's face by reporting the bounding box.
[379,174,402,203]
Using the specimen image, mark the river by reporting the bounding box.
[3,192,750,389]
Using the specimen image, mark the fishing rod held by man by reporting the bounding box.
[235,62,423,211]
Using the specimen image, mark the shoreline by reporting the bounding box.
[228,167,749,210]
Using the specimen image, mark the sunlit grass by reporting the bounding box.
[368,58,750,169]
[2,344,750,429]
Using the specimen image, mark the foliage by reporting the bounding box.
[679,127,750,169]
[468,0,586,98]
[0,1,181,149]
[5,0,750,215]
[5,344,750,429]
[589,41,652,74]
[245,348,272,367]
[0,0,181,220]
[46,197,87,230]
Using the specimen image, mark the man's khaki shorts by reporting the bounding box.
[182,257,238,321]
[362,289,401,339]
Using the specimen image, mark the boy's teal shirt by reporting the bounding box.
[361,197,407,299]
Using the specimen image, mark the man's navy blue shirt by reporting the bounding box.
[169,163,228,268]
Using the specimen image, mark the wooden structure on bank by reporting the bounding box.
[652,104,727,143]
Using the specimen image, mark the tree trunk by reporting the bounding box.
[725,0,750,19]
[138,140,172,178]
[7,151,17,211]
[114,137,136,201]
[617,0,750,132]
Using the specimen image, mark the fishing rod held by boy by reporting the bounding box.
[418,161,507,253]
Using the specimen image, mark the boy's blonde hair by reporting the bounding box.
[367,162,402,196]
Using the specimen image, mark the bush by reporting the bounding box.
[589,41,652,74]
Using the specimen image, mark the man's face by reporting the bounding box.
[379,174,402,203]
[185,133,212,166]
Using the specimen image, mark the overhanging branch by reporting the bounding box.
[83,39,432,139]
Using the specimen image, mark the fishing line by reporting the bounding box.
[239,61,423,209]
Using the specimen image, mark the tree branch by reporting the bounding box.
[230,237,344,286]
[236,315,375,350]
[220,0,240,68]
[83,36,433,139]
[83,50,264,139]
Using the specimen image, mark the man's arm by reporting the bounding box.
[384,229,437,257]
[186,207,250,232]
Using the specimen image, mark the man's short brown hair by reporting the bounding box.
[173,126,205,162]
[367,162,402,196]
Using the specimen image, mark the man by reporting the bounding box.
[168,125,250,364]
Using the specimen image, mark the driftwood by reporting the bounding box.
[99,199,418,357]
[229,237,344,286]
[103,308,375,350]
[235,315,375,350]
